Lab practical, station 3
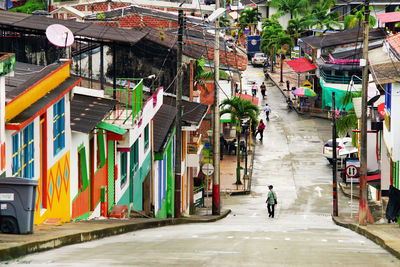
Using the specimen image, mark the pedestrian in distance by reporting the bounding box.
[266,185,277,218]
[260,82,267,99]
[251,82,257,97]
[286,80,290,91]
[264,103,271,121]
[255,119,266,141]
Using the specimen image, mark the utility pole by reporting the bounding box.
[212,0,221,215]
[174,9,184,218]
[359,0,370,226]
[332,92,338,217]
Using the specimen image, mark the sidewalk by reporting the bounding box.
[0,209,230,261]
[268,61,330,120]
[219,142,255,195]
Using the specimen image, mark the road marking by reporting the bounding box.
[227,236,234,239]
[264,237,271,240]
[244,236,250,239]
[284,238,291,241]
[315,186,323,197]
[321,239,327,242]
[192,235,198,238]
[197,250,240,255]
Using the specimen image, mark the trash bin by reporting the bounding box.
[0,177,38,234]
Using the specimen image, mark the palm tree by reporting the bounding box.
[336,91,361,139]
[306,0,342,30]
[193,58,228,90]
[220,97,259,187]
[270,0,309,19]
[261,19,293,72]
[238,8,261,34]
[287,15,310,45]
[344,6,377,29]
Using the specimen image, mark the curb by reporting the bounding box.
[0,209,231,262]
[332,216,400,260]
[339,182,359,199]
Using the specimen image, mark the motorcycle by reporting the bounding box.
[286,97,294,111]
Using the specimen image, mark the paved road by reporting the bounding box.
[7,66,398,266]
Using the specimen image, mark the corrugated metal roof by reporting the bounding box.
[70,94,118,134]
[163,95,208,125]
[153,104,176,153]
[299,28,386,49]
[0,10,147,44]
[8,76,80,125]
[5,62,61,104]
[370,61,400,84]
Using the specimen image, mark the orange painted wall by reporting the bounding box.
[92,164,108,208]
[72,187,90,219]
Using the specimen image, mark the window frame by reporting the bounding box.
[53,98,65,156]
[120,151,127,187]
[12,122,34,178]
[144,124,149,152]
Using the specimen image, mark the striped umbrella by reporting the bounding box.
[291,87,317,97]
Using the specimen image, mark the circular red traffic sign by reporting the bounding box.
[345,165,359,178]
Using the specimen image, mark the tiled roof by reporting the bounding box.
[376,12,400,24]
[387,32,400,56]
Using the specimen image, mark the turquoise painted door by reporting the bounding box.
[108,140,115,212]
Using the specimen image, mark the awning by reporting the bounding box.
[367,173,381,182]
[235,93,259,106]
[376,12,400,24]
[97,121,127,135]
[286,57,317,73]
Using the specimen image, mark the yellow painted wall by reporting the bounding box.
[34,152,71,225]
[5,62,70,123]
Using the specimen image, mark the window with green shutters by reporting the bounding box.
[120,152,127,187]
[132,140,139,174]
[144,124,149,151]
[78,146,88,191]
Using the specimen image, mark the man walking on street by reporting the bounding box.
[265,103,271,121]
[260,82,266,99]
[266,185,277,218]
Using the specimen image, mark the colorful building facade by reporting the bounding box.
[3,60,81,224]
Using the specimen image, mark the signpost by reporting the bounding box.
[345,159,360,218]
[202,163,214,209]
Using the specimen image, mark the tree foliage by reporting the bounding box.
[306,0,342,30]
[269,0,310,19]
[238,8,261,33]
[220,97,259,185]
[344,6,377,29]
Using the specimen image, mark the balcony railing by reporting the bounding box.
[104,78,143,125]
[187,134,202,154]
[320,69,362,85]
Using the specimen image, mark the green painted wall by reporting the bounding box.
[117,185,131,212]
[155,137,175,218]
[132,153,151,211]
[108,140,115,212]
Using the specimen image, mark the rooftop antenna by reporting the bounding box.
[46,24,75,63]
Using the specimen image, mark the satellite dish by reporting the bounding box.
[367,95,380,106]
[46,24,74,48]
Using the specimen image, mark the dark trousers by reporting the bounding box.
[265,111,270,121]
[267,204,275,218]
